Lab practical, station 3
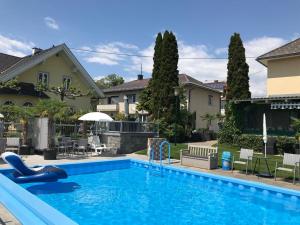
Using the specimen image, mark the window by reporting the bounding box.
[108,96,119,104]
[63,77,71,90]
[127,94,136,103]
[23,102,33,107]
[37,72,49,87]
[208,95,213,106]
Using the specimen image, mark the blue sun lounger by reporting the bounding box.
[1,152,68,183]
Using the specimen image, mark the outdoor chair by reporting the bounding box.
[232,148,254,175]
[56,137,73,155]
[5,137,20,154]
[74,139,88,155]
[274,153,300,184]
[88,135,107,155]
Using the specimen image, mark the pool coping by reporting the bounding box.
[0,158,300,225]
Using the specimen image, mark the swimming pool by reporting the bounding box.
[1,159,300,225]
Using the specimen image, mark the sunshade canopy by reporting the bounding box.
[78,112,113,122]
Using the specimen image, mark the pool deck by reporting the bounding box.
[1,152,300,224]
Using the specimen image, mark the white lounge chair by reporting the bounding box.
[5,137,20,154]
[88,136,107,155]
[232,148,253,175]
[274,153,300,184]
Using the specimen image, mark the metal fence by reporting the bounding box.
[106,121,158,133]
[53,121,158,137]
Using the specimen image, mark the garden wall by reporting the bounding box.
[101,132,157,154]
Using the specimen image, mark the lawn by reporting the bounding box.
[136,142,291,178]
[135,143,188,160]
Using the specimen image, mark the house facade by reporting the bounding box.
[234,38,300,135]
[98,74,222,130]
[0,44,103,110]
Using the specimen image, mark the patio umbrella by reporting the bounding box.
[78,112,113,122]
[263,113,267,158]
[0,113,4,119]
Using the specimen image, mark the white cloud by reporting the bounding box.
[81,42,139,66]
[0,34,34,57]
[81,36,289,97]
[44,17,59,30]
[126,36,287,97]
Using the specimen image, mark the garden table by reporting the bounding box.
[252,156,273,178]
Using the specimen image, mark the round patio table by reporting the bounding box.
[252,156,273,178]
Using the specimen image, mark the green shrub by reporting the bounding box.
[236,134,263,152]
[276,136,297,155]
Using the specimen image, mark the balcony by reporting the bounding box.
[97,104,119,112]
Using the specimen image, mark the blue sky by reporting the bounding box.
[0,0,300,96]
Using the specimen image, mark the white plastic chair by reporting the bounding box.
[232,148,253,175]
[5,137,20,154]
[88,136,107,155]
[275,153,300,184]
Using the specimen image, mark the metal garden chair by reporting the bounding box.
[274,153,300,184]
[232,148,254,175]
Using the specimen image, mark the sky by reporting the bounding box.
[0,0,300,96]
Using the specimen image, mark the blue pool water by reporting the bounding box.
[21,161,300,225]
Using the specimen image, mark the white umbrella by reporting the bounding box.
[0,113,4,119]
[78,112,113,122]
[263,113,267,158]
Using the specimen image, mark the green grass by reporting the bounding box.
[136,142,293,179]
[135,143,187,160]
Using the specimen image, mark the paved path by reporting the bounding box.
[1,151,300,224]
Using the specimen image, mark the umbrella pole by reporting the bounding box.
[264,142,267,158]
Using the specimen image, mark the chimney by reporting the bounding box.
[137,74,143,80]
[32,47,42,55]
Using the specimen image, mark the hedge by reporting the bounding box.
[219,134,298,154]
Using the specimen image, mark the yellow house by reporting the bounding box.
[257,38,300,97]
[0,44,103,110]
[232,38,300,136]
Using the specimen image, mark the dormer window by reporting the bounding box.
[63,76,71,90]
[37,72,49,87]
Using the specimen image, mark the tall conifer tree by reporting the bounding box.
[226,33,250,100]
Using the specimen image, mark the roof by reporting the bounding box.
[233,95,300,103]
[0,53,22,73]
[257,38,300,66]
[204,81,226,91]
[103,74,222,94]
[0,44,104,97]
[0,82,49,98]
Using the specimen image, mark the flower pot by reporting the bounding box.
[43,149,57,160]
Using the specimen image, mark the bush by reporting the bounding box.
[276,136,297,155]
[235,134,263,152]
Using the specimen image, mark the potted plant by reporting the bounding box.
[43,148,57,160]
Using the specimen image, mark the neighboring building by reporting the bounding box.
[204,80,226,115]
[233,38,300,135]
[0,44,103,110]
[98,74,222,130]
[257,38,300,97]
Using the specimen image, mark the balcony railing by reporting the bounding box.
[97,104,119,112]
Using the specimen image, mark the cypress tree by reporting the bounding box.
[226,33,250,100]
[149,32,163,118]
[159,31,179,122]
[138,31,179,123]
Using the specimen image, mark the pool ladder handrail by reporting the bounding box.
[148,141,171,175]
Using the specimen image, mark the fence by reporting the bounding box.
[53,121,158,137]
[106,121,158,133]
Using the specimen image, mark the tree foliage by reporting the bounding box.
[138,31,179,124]
[96,74,124,89]
[226,33,250,100]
